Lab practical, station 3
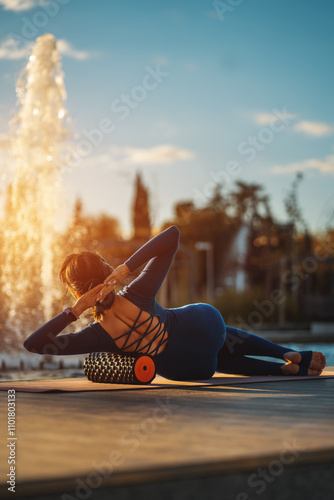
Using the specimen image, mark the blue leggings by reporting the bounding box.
[217,326,291,376]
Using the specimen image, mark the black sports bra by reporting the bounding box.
[104,307,169,356]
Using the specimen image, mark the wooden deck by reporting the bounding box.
[1,372,334,499]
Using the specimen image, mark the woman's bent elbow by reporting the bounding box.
[23,339,32,352]
[23,339,37,353]
[169,225,180,245]
[170,225,180,235]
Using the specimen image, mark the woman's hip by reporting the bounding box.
[170,303,226,352]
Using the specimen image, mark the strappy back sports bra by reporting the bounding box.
[104,307,169,356]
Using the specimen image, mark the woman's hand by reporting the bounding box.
[97,263,130,302]
[71,283,105,318]
[104,263,130,285]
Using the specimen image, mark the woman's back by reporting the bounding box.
[98,294,169,356]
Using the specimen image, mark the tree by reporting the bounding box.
[284,172,308,233]
[132,172,151,240]
[228,181,280,289]
[61,197,121,254]
[230,181,272,228]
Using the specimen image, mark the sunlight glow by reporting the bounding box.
[2,33,69,337]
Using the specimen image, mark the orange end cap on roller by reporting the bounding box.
[134,355,156,384]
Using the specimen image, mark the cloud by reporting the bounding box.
[271,154,334,175]
[254,111,296,125]
[80,154,112,169]
[0,37,33,60]
[56,39,98,60]
[0,0,39,11]
[109,144,195,166]
[65,145,195,172]
[253,114,333,137]
[294,120,333,137]
[0,36,97,60]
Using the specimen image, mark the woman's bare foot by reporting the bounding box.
[283,351,326,370]
[280,362,299,375]
[280,362,323,376]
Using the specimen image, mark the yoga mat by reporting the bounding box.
[1,369,334,393]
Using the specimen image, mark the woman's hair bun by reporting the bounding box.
[94,290,116,320]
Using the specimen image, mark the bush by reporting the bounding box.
[212,288,303,325]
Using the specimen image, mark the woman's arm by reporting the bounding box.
[102,226,180,307]
[23,312,99,355]
[125,225,180,272]
[23,284,106,355]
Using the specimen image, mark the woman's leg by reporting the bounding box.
[216,326,287,375]
[216,353,284,376]
[217,326,325,376]
[221,326,292,359]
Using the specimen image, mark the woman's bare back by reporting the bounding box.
[99,294,168,355]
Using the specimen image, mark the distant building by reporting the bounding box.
[221,224,250,292]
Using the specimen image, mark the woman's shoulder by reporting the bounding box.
[108,293,144,319]
[116,285,155,311]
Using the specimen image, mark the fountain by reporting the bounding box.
[1,34,69,348]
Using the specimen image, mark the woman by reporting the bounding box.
[24,226,326,380]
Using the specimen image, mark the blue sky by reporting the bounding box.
[0,0,333,236]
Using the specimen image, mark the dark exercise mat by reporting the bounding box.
[1,369,333,393]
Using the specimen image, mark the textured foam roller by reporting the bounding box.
[83,352,156,384]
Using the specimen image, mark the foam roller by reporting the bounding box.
[83,352,156,384]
